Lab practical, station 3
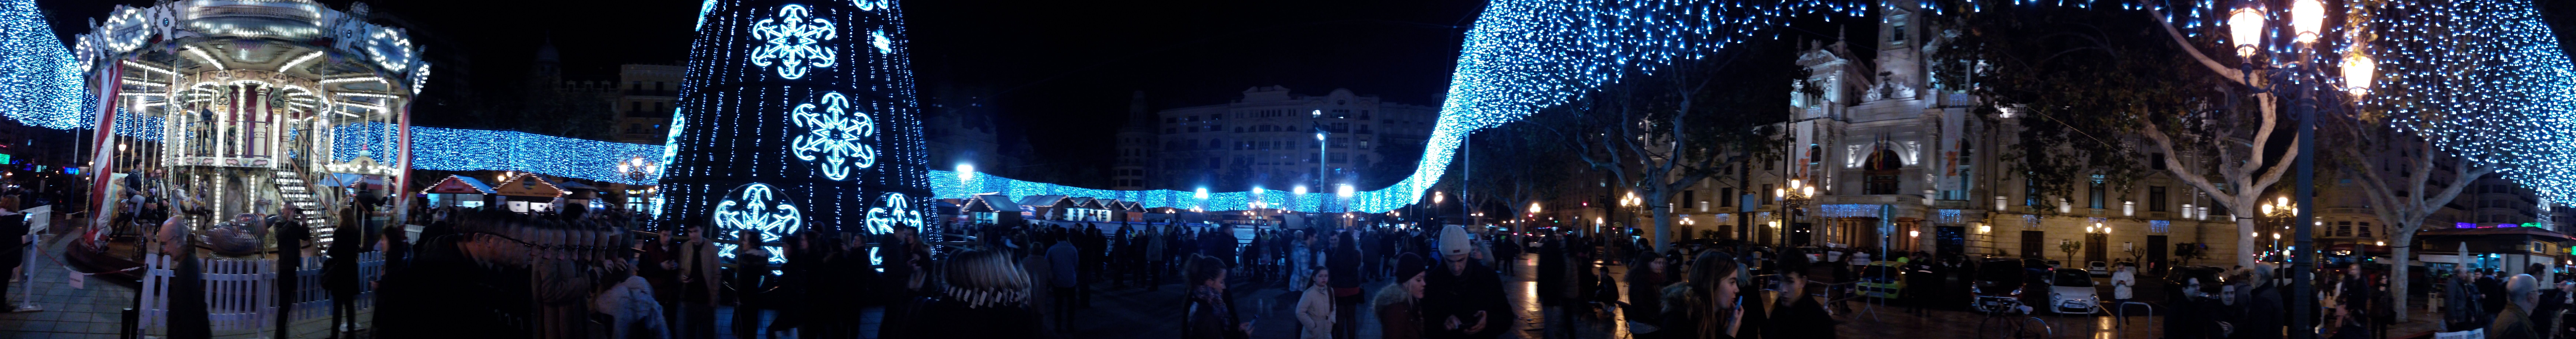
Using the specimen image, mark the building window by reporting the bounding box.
[2088,176,2107,209]
[2337,221,2353,237]
[2025,177,2041,207]
[1721,188,1735,207]
[1762,184,1775,205]
[2359,222,2372,237]
[2148,186,2168,212]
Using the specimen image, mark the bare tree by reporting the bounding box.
[1536,40,1792,252]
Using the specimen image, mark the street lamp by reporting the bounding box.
[1778,178,1816,245]
[2228,1,2372,334]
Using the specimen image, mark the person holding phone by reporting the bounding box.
[1424,225,1508,339]
[1658,251,1749,339]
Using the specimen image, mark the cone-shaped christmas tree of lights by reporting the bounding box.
[0,0,83,129]
[662,0,930,265]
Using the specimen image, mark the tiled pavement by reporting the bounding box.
[0,229,370,339]
[1,233,142,339]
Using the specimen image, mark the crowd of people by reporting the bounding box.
[103,187,2576,339]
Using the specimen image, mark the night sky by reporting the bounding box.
[31,0,2576,184]
[37,0,1487,181]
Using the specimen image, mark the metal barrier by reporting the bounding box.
[2113,301,2155,339]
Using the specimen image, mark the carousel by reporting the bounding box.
[73,0,420,256]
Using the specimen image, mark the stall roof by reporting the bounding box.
[967,193,1021,212]
[1019,195,1068,210]
[421,175,496,194]
[493,173,568,197]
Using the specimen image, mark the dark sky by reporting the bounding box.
[907,0,1490,178]
[35,0,2576,184]
[39,0,1488,181]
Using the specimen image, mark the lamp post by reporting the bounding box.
[2228,1,2372,337]
[2261,196,2297,260]
[1778,178,1816,246]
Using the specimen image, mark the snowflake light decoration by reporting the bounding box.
[853,0,888,11]
[871,29,892,54]
[712,183,801,266]
[748,4,837,80]
[864,192,922,271]
[865,192,922,235]
[791,91,877,181]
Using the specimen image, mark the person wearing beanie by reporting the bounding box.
[1375,253,1430,339]
[1424,225,1508,339]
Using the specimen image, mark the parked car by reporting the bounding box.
[2045,259,2064,269]
[2047,268,2101,314]
[2087,261,2111,277]
[1973,257,2027,313]
[1857,261,1906,300]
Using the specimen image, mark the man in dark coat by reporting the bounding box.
[272,208,310,339]
[1766,248,1838,339]
[2235,266,2286,339]
[1424,225,1508,339]
[161,216,213,339]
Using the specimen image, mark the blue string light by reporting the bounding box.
[2367,0,2576,202]
[407,127,665,184]
[0,0,84,129]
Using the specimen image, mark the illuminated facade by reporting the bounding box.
[1150,86,1436,192]
[1652,2,2241,265]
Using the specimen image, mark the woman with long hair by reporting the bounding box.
[1297,266,1336,339]
[1660,251,1748,339]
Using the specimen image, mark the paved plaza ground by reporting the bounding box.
[0,230,2451,339]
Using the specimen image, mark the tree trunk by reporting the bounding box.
[2237,217,2258,269]
[1650,197,1673,253]
[2391,231,2414,323]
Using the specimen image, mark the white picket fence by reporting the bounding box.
[135,252,385,334]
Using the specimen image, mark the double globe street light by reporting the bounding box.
[2228,1,2371,338]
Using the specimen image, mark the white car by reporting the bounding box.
[2045,268,2101,314]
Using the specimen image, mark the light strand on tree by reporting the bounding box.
[0,0,85,129]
